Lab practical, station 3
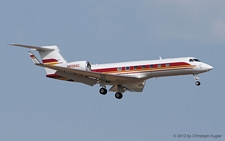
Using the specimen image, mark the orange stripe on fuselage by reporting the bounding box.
[91,62,194,74]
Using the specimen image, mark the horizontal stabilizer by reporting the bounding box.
[9,43,55,51]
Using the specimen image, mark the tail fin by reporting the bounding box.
[10,44,67,74]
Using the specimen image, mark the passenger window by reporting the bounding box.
[125,66,130,71]
[158,64,162,68]
[133,66,138,70]
[117,67,122,71]
[142,65,146,69]
[165,63,170,67]
[150,65,154,68]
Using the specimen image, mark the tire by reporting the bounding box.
[99,88,107,95]
[115,92,123,99]
[195,81,201,86]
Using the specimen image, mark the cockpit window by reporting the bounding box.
[194,59,201,62]
[189,59,194,62]
[189,58,201,62]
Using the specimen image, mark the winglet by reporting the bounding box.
[28,51,41,64]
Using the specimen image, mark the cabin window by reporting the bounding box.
[150,65,154,68]
[133,66,138,70]
[125,66,130,71]
[141,65,146,69]
[165,63,170,67]
[158,64,162,68]
[117,67,122,71]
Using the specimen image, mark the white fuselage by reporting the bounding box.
[91,57,213,80]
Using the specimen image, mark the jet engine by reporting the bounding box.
[66,61,91,71]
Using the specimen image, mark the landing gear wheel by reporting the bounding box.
[99,88,107,95]
[195,81,201,86]
[115,92,123,99]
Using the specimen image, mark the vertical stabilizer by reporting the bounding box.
[38,46,67,74]
[10,44,67,74]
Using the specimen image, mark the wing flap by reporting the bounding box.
[56,71,97,86]
[109,81,146,92]
[122,81,146,92]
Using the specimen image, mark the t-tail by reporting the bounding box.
[10,44,67,74]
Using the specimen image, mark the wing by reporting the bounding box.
[28,51,143,84]
[28,51,147,92]
[37,63,142,84]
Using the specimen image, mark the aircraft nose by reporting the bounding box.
[208,65,213,70]
[203,63,213,71]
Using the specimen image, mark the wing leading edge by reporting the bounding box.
[37,63,143,84]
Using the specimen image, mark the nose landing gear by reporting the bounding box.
[99,83,124,99]
[193,74,201,86]
[195,81,201,86]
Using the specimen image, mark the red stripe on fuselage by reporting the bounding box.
[92,62,190,73]
[169,62,189,67]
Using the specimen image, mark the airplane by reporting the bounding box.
[10,44,213,99]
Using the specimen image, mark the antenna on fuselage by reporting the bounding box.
[159,56,162,60]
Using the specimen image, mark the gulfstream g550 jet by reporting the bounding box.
[10,44,213,99]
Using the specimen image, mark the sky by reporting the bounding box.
[0,0,225,141]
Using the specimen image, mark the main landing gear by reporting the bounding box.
[193,74,201,86]
[99,81,107,95]
[115,92,123,99]
[99,88,107,95]
[99,84,124,99]
[114,85,124,99]
[99,88,123,99]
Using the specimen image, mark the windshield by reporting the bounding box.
[194,59,201,62]
[189,58,201,62]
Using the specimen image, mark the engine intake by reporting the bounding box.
[66,61,91,71]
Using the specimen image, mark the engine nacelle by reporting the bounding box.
[66,61,91,71]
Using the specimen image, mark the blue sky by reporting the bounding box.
[1,0,224,141]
